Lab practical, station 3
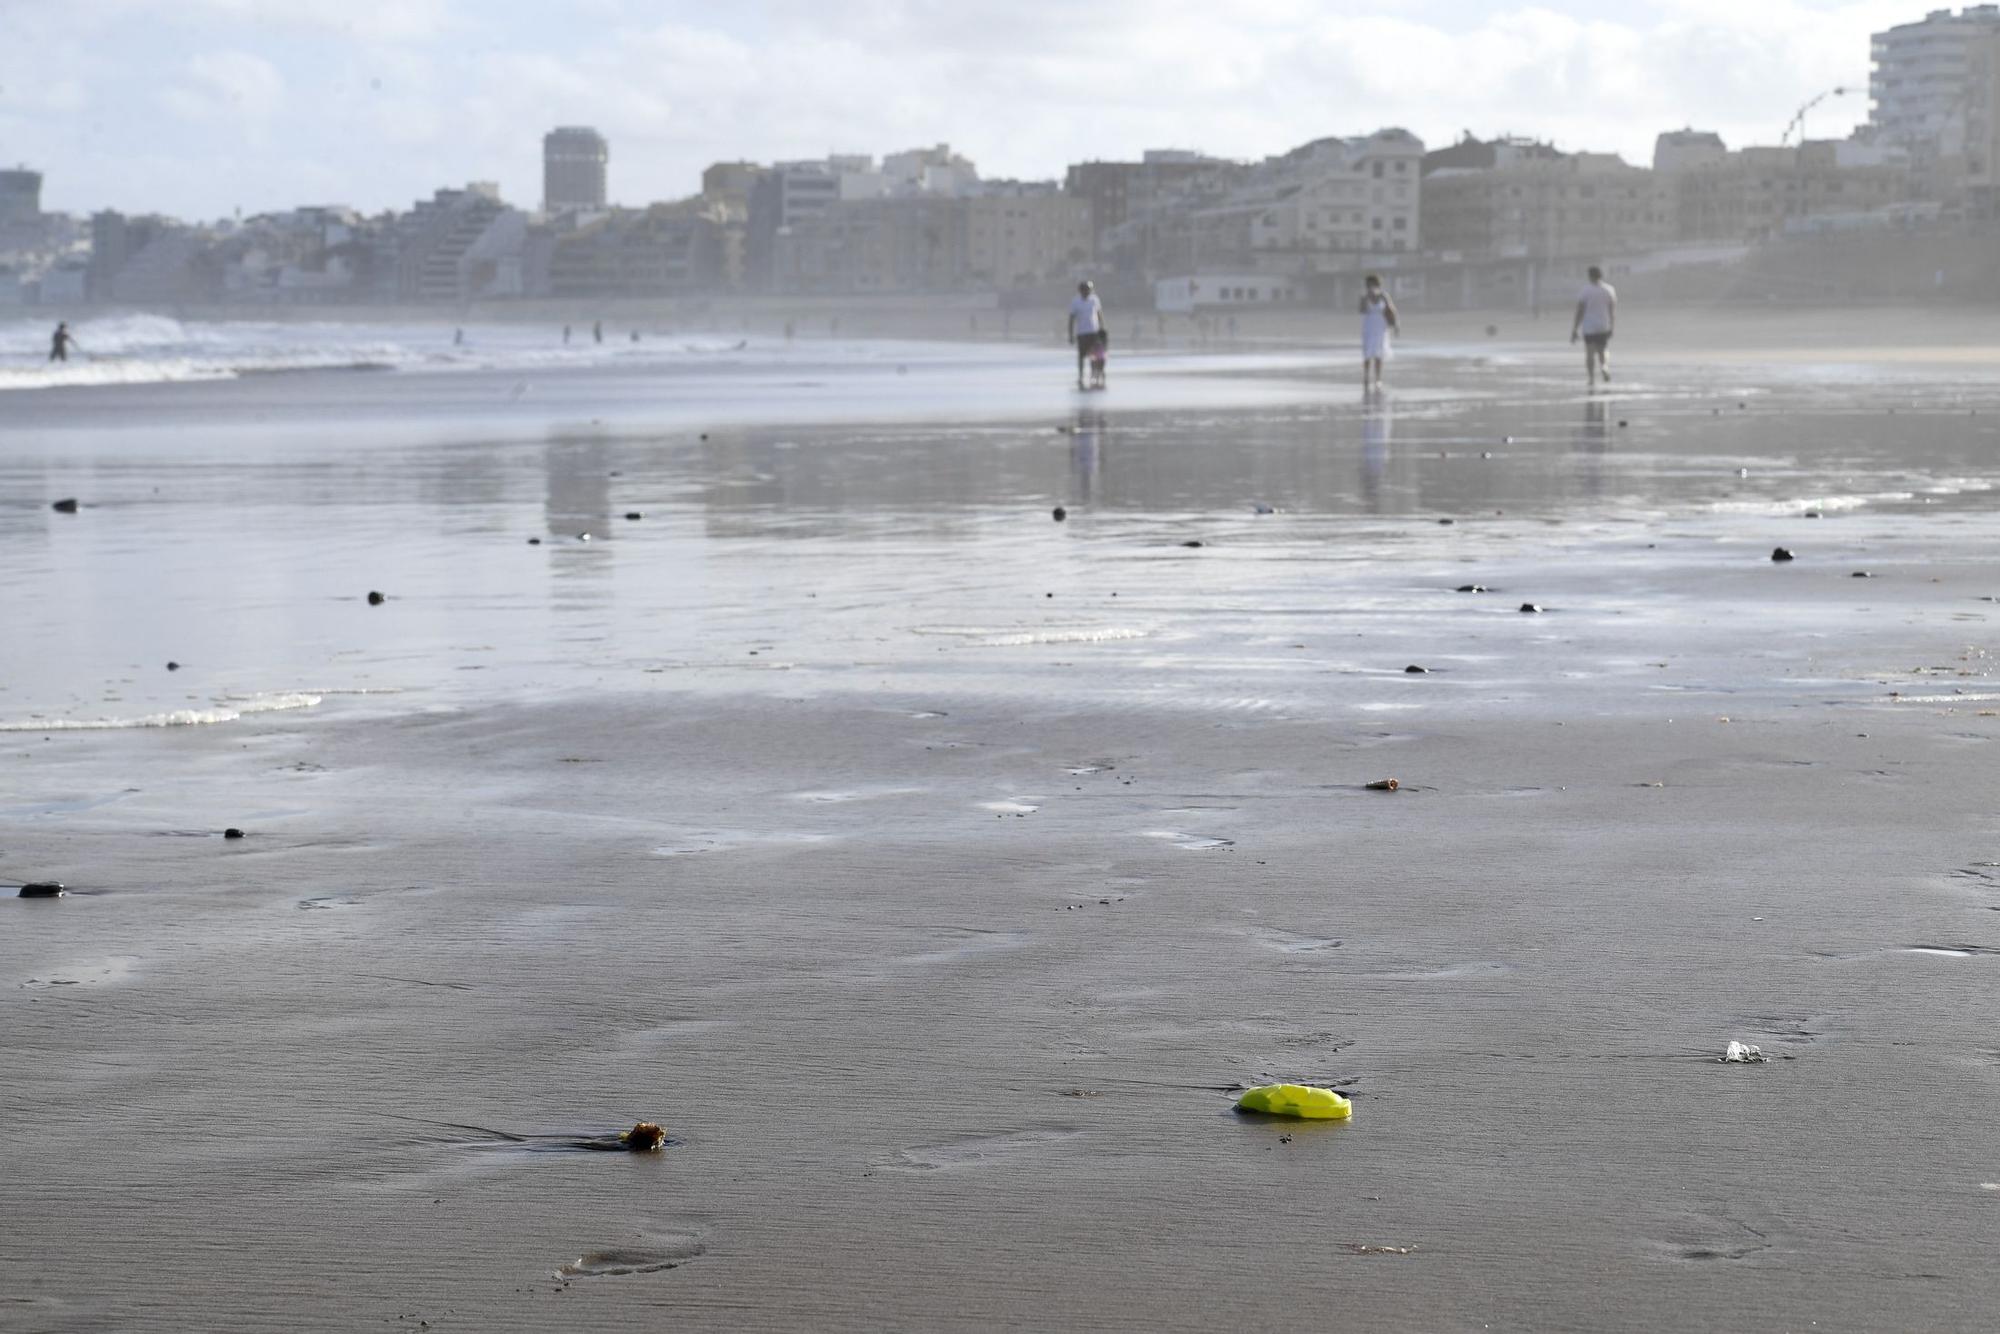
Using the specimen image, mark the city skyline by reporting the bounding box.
[2,0,1912,220]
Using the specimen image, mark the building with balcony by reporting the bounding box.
[543,127,609,212]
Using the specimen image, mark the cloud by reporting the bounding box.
[6,0,1923,218]
[162,50,285,122]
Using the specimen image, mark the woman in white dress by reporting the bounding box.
[1358,273,1398,390]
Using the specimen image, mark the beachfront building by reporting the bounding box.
[543,127,609,212]
[393,183,516,302]
[1668,140,1913,243]
[1420,151,1674,261]
[961,184,1092,289]
[541,202,723,297]
[1064,151,1232,274]
[1653,130,1728,173]
[1870,6,2000,149]
[745,162,840,289]
[1966,26,2000,215]
[1097,129,1422,282]
[772,195,967,293]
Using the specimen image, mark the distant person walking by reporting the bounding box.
[1358,274,1398,389]
[563,324,572,345]
[48,321,76,363]
[592,320,603,345]
[1068,280,1107,390]
[1571,266,1617,386]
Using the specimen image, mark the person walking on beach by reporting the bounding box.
[1358,274,1397,389]
[1571,265,1617,386]
[49,321,76,363]
[1068,280,1107,390]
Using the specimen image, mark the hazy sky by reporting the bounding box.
[1,0,1919,220]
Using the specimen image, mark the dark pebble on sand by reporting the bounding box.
[166,661,180,671]
[1404,664,1429,674]
[1252,503,1275,515]
[1438,518,1454,525]
[224,828,245,840]
[367,590,386,605]
[51,498,78,513]
[1852,571,1873,578]
[1771,547,1795,563]
[1181,540,1204,548]
[1804,510,1821,519]
[1520,603,1543,613]
[1456,584,1487,593]
[528,537,541,545]
[1052,506,1066,521]
[19,882,65,898]
[624,512,643,521]
[577,532,592,541]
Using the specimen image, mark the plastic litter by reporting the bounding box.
[1235,1083,1353,1119]
[1720,1041,1766,1064]
[1364,778,1399,791]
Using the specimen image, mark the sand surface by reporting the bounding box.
[4,320,2000,1331]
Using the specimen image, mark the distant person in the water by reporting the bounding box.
[630,329,640,343]
[49,322,75,363]
[1571,265,1617,386]
[563,324,572,345]
[1358,274,1398,390]
[593,320,603,345]
[1068,280,1106,390]
[453,327,464,346]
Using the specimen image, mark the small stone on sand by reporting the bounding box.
[367,590,386,605]
[224,828,245,840]
[1771,548,1794,563]
[1404,665,1428,674]
[1181,540,1204,548]
[528,537,542,545]
[1852,571,1873,578]
[1052,506,1066,521]
[19,882,65,898]
[166,661,180,671]
[624,512,643,521]
[1519,603,1543,613]
[1456,584,1487,593]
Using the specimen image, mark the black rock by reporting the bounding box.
[624,511,643,521]
[223,828,245,840]
[166,661,180,671]
[527,537,542,545]
[367,590,386,605]
[1180,540,1204,548]
[699,433,709,441]
[1456,584,1488,593]
[1851,571,1873,578]
[19,882,65,898]
[1052,506,1067,522]
[1404,665,1429,674]
[51,498,78,513]
[1438,518,1455,526]
[1519,603,1543,613]
[1771,547,1795,562]
[1803,510,1821,519]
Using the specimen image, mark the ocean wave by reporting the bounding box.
[0,691,322,731]
[0,312,763,393]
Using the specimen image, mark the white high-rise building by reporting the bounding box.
[1869,6,2000,152]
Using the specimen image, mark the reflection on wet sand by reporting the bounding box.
[1361,395,1392,512]
[1069,408,1106,507]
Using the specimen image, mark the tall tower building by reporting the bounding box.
[1870,5,2000,150]
[543,127,608,212]
[0,168,43,227]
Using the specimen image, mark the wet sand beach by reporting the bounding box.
[4,319,2000,1331]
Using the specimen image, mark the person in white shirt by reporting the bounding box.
[1570,266,1617,386]
[1067,280,1107,390]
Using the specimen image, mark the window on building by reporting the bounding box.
[1372,217,1383,229]
[1393,161,1407,172]
[1393,216,1407,230]
[1372,162,1384,178]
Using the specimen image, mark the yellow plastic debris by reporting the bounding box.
[1235,1083,1352,1120]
